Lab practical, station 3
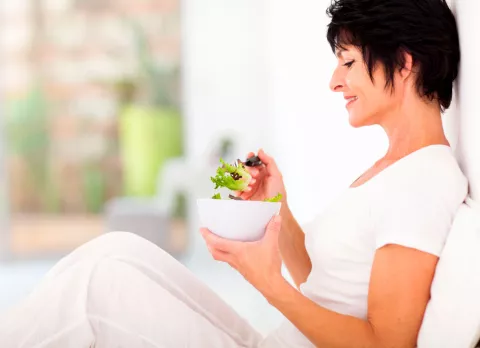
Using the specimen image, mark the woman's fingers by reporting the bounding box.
[247,167,259,177]
[241,181,258,199]
[234,187,253,199]
[246,152,255,159]
[233,178,257,200]
[257,149,281,177]
[244,152,260,177]
[239,190,254,200]
[231,150,268,201]
[238,192,250,200]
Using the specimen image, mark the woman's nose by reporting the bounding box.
[329,68,345,92]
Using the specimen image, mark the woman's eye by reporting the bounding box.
[343,60,355,68]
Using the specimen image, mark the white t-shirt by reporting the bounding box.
[262,145,469,347]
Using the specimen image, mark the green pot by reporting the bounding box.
[119,105,183,197]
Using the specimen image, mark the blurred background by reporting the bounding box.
[0,0,476,336]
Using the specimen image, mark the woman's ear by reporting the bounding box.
[400,52,413,81]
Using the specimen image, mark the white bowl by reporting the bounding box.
[197,198,282,242]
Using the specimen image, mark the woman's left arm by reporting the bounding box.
[201,217,438,348]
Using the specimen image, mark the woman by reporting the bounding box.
[1,0,468,347]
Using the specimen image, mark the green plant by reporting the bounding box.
[82,162,106,214]
[111,17,184,198]
[7,86,49,170]
[6,84,60,212]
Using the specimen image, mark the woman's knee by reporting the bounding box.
[86,231,160,257]
[92,231,147,247]
[41,232,172,292]
[60,232,161,267]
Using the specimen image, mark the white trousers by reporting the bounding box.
[0,232,292,348]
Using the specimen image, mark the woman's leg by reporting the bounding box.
[0,232,263,348]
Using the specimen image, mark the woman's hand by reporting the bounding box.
[200,215,284,297]
[236,149,287,202]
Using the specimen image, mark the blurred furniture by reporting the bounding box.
[104,197,171,249]
[11,214,103,258]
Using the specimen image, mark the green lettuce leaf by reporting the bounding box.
[210,158,252,191]
[264,193,282,202]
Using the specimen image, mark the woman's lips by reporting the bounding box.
[345,96,358,108]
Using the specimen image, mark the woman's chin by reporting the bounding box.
[348,110,374,128]
[348,112,365,128]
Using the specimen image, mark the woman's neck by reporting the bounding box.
[380,97,449,161]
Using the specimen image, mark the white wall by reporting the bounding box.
[447,0,480,201]
[181,0,273,253]
[265,0,387,223]
[182,0,270,162]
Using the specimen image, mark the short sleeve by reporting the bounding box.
[374,172,467,256]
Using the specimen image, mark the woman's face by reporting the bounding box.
[329,45,400,128]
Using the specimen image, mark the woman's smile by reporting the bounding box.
[344,95,358,108]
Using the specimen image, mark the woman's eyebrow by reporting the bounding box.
[335,48,347,58]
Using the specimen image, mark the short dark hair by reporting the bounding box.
[326,0,460,111]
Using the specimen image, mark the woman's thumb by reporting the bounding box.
[258,149,281,176]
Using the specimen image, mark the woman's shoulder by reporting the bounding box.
[369,145,468,256]
[380,145,468,205]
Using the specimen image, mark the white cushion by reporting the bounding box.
[418,197,480,348]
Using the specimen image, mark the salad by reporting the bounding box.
[210,158,282,202]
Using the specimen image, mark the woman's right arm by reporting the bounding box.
[239,149,312,288]
[279,203,312,288]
